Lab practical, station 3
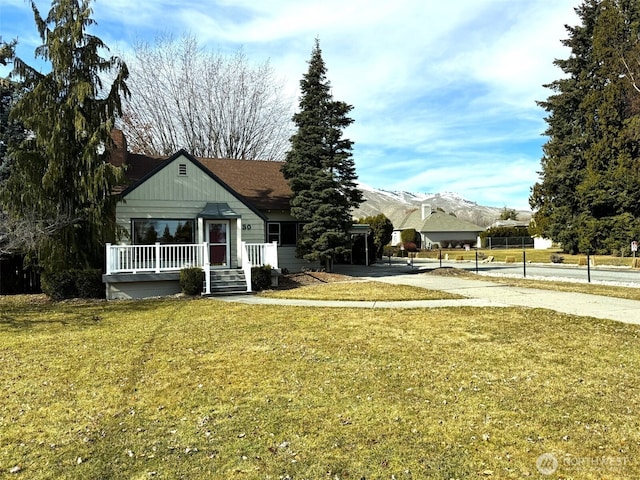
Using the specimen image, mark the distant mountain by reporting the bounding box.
[352,183,532,229]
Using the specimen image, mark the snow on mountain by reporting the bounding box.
[353,183,531,228]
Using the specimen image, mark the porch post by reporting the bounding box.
[237,218,243,268]
[271,241,279,269]
[203,241,211,295]
[198,217,204,244]
[105,243,112,275]
[155,242,161,273]
[241,241,252,293]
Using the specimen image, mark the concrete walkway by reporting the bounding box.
[217,264,640,325]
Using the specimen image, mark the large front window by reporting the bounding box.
[132,219,195,244]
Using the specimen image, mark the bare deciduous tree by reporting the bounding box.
[0,211,83,257]
[121,35,293,160]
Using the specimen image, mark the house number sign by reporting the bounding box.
[242,224,252,230]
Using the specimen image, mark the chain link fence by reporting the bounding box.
[481,236,534,249]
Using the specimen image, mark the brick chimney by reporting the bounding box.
[108,129,128,167]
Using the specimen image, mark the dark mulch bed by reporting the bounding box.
[277,271,353,290]
[424,267,476,277]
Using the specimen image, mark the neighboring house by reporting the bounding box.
[391,204,483,249]
[103,133,312,300]
[486,219,531,229]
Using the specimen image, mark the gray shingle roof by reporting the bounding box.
[399,210,483,232]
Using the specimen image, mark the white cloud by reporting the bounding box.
[382,156,539,210]
[2,0,580,209]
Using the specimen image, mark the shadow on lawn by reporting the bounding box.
[0,313,103,331]
[0,295,182,331]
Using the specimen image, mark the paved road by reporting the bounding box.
[219,263,640,325]
[395,257,640,287]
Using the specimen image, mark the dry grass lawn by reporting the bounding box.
[260,280,463,301]
[1,293,639,479]
[479,275,640,301]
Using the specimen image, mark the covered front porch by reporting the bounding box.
[103,241,278,300]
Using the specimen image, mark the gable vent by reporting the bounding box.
[178,163,187,176]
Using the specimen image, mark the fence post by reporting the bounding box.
[475,249,478,274]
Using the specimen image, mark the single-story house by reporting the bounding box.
[103,132,361,300]
[391,204,484,249]
[486,219,530,229]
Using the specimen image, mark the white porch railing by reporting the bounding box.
[105,241,278,294]
[241,241,278,293]
[105,242,208,274]
[242,241,278,269]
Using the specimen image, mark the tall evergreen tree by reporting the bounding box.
[1,0,129,272]
[0,37,20,184]
[531,0,640,254]
[0,77,27,256]
[282,39,362,271]
[0,79,24,184]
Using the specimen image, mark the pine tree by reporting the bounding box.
[357,214,393,259]
[0,79,24,184]
[282,39,362,271]
[0,37,20,184]
[1,0,129,272]
[530,0,640,254]
[499,207,519,221]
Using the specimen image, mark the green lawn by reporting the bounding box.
[1,295,639,479]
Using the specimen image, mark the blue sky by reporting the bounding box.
[1,0,580,210]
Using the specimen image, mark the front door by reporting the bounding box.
[207,221,230,267]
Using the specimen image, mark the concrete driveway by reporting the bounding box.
[332,263,640,325]
[218,263,640,325]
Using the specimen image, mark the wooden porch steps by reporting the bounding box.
[204,269,248,296]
